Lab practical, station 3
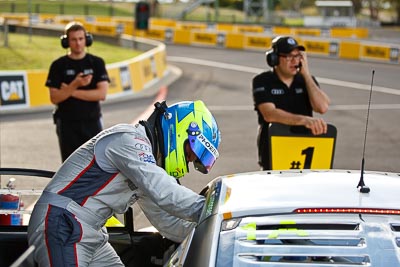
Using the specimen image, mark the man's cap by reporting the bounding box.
[273,36,305,54]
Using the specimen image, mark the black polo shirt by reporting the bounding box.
[252,70,316,125]
[252,70,319,169]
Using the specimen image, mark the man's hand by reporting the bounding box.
[298,51,310,76]
[304,117,328,135]
[75,72,93,87]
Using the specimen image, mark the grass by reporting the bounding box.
[0,33,141,70]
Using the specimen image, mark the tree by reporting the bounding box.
[367,0,379,20]
[366,0,399,24]
[351,0,363,14]
[390,0,400,24]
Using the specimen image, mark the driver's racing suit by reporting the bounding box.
[27,123,205,267]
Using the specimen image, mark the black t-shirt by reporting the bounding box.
[45,53,110,120]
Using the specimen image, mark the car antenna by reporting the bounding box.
[357,70,375,194]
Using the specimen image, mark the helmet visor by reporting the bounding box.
[188,123,219,174]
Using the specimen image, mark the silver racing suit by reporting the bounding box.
[27,123,205,267]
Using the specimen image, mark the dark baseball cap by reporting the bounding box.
[274,36,305,54]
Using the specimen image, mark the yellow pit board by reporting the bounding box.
[269,123,337,170]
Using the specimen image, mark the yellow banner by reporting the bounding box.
[192,32,218,46]
[361,45,390,61]
[93,24,117,36]
[225,33,245,49]
[303,40,330,55]
[107,67,126,95]
[294,28,321,37]
[145,28,166,41]
[27,71,50,107]
[245,36,271,50]
[173,29,191,45]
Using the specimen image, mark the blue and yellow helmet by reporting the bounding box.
[160,100,221,178]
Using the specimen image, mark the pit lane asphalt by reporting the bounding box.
[1,46,399,179]
[1,45,399,230]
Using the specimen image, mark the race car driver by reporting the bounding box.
[27,100,221,267]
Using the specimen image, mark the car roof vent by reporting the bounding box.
[391,223,400,232]
[237,254,370,265]
[217,216,400,266]
[234,237,371,266]
[391,223,400,248]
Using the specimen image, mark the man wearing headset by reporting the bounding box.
[252,36,330,170]
[28,100,221,267]
[46,21,110,162]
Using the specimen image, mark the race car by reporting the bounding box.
[166,169,400,266]
[2,168,400,266]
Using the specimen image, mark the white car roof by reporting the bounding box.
[215,169,400,219]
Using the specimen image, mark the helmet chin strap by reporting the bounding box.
[139,101,168,168]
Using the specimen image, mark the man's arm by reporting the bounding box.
[299,51,330,114]
[137,193,198,243]
[49,85,74,105]
[72,80,108,102]
[258,102,327,135]
[72,56,109,102]
[49,74,107,104]
[49,73,96,104]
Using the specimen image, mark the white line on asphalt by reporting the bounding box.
[167,56,400,96]
[328,104,400,110]
[207,104,400,111]
[317,77,400,96]
[168,56,263,74]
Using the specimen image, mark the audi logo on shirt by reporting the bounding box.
[271,89,285,95]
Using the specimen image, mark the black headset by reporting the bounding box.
[265,36,282,67]
[60,22,93,49]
